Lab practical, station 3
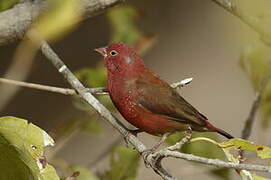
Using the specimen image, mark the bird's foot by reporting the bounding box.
[123,129,142,147]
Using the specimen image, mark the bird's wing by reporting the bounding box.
[136,75,207,126]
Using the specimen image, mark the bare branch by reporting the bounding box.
[0,76,192,96]
[241,92,261,140]
[0,0,123,45]
[0,77,106,95]
[149,150,271,173]
[0,78,76,95]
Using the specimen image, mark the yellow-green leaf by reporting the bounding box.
[220,138,271,160]
[189,137,263,180]
[0,116,59,180]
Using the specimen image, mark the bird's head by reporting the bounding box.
[95,42,144,75]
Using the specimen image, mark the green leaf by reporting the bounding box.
[220,138,271,160]
[0,116,59,180]
[106,146,140,180]
[69,166,98,180]
[0,0,18,12]
[190,137,271,180]
[218,139,271,179]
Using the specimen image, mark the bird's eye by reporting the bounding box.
[109,50,118,56]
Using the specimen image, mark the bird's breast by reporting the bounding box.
[107,77,138,117]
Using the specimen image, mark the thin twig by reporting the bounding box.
[241,92,261,140]
[149,150,271,173]
[0,78,106,95]
[0,77,193,96]
[0,78,76,95]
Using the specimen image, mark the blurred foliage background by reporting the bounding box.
[1,0,271,179]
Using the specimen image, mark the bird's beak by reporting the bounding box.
[94,47,107,57]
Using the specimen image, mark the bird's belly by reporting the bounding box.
[109,87,190,135]
[119,104,189,136]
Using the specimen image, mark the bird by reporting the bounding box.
[95,42,233,150]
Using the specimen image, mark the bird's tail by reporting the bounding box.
[205,121,234,139]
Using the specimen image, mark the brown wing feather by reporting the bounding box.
[136,72,207,126]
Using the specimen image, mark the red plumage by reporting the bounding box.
[95,42,233,139]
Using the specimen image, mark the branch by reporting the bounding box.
[39,40,271,179]
[0,77,106,95]
[0,0,123,45]
[0,77,192,95]
[241,92,261,140]
[148,150,271,173]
